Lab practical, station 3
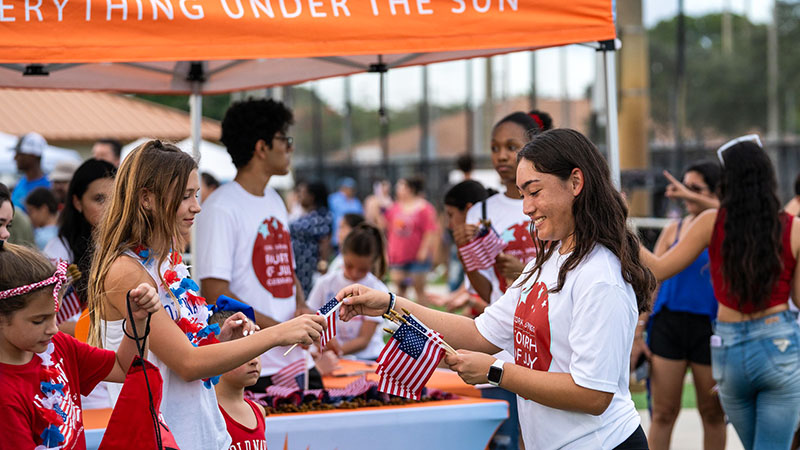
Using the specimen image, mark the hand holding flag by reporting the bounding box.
[284,297,342,356]
[457,222,507,272]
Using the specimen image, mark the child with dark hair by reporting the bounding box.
[457,110,554,310]
[0,242,160,449]
[307,223,388,360]
[25,187,59,250]
[208,310,267,450]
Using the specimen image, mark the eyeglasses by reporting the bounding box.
[717,134,762,164]
[274,135,294,147]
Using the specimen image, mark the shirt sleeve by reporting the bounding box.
[474,284,520,354]
[568,281,636,393]
[195,203,236,282]
[60,334,116,396]
[0,400,36,448]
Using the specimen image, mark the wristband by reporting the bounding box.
[386,292,396,315]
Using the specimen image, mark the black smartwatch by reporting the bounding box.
[487,359,504,387]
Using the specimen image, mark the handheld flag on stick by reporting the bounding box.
[317,297,340,348]
[457,222,507,272]
[283,297,342,356]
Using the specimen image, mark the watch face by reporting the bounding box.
[488,365,503,383]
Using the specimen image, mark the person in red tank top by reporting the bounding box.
[640,135,800,450]
[210,311,268,450]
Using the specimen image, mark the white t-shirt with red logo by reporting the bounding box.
[475,244,640,450]
[196,181,306,376]
[465,193,536,304]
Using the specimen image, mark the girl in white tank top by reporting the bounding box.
[88,140,327,449]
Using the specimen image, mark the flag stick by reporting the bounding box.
[389,309,458,356]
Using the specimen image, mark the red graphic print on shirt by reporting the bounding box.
[513,281,552,371]
[494,222,537,293]
[252,217,295,298]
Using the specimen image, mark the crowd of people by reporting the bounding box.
[1,96,799,450]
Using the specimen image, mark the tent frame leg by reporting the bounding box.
[600,40,621,190]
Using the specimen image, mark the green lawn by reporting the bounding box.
[631,382,698,410]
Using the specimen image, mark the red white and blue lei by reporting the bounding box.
[134,246,221,389]
[34,343,66,449]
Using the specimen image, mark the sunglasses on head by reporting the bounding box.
[717,134,762,164]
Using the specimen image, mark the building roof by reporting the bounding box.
[0,89,220,142]
[327,96,591,162]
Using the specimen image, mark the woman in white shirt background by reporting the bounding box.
[336,128,655,450]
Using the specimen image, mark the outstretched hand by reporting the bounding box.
[127,283,160,321]
[336,284,391,321]
[273,314,326,347]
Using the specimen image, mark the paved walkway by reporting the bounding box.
[639,409,744,450]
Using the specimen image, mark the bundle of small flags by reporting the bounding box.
[457,221,507,272]
[376,309,457,400]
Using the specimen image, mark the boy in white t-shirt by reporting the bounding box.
[196,98,321,390]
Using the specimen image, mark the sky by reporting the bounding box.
[305,0,773,111]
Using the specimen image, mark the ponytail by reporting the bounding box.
[341,223,388,279]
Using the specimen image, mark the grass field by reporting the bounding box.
[631,380,698,410]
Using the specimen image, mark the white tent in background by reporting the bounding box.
[121,137,293,189]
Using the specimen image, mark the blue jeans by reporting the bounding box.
[712,311,800,450]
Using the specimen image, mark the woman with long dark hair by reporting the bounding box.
[43,159,116,326]
[641,136,800,449]
[337,129,655,449]
[635,161,725,450]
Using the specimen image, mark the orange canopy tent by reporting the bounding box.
[0,0,621,184]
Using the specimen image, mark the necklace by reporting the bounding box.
[35,343,67,449]
[133,246,221,389]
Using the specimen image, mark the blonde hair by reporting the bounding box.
[88,140,197,346]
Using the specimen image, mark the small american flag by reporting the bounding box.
[375,321,445,400]
[457,224,507,272]
[56,286,83,325]
[317,297,341,348]
[271,359,306,388]
[328,375,374,398]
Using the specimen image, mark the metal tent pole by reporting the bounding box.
[600,40,621,190]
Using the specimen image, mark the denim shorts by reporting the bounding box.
[711,310,800,449]
[390,260,432,273]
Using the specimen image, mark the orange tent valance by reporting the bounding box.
[0,0,614,64]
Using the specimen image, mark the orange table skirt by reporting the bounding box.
[325,359,481,397]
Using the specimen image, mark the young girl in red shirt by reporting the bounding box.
[0,242,160,449]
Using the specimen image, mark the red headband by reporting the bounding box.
[0,260,67,312]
